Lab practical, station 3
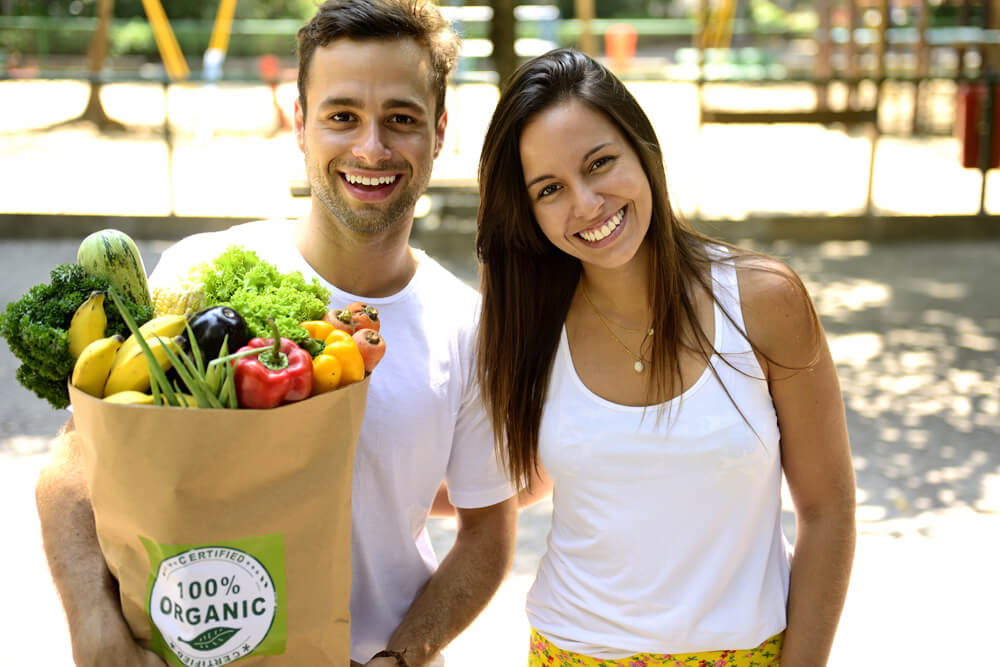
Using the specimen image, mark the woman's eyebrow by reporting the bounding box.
[525,142,613,188]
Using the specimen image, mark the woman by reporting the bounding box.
[475,49,855,666]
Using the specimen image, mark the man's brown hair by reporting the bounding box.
[296,0,460,121]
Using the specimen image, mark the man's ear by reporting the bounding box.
[433,108,448,159]
[294,97,306,153]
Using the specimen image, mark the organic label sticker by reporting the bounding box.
[142,535,287,666]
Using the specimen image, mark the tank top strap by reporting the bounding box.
[707,245,752,354]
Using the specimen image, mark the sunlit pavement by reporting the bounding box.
[2,79,999,665]
[2,79,999,219]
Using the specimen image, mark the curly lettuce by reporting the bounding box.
[201,246,330,345]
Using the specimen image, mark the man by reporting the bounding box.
[35,2,517,665]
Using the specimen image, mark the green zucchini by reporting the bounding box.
[77,229,153,308]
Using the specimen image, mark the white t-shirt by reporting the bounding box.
[148,219,513,661]
[527,256,790,658]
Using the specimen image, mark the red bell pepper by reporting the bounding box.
[233,318,313,409]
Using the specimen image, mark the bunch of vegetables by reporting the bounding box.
[302,302,386,398]
[156,245,331,347]
[97,294,385,409]
[1,229,388,411]
[0,231,154,409]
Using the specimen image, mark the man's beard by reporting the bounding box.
[308,161,425,235]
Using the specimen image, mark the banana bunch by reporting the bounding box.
[69,291,187,403]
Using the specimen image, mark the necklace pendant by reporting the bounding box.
[633,360,644,373]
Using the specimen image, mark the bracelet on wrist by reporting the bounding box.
[371,648,409,666]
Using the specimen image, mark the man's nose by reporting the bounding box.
[352,120,391,163]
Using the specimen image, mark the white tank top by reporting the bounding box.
[526,256,790,658]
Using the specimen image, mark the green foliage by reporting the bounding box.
[5,0,315,20]
[201,246,330,346]
[555,0,675,20]
[110,19,155,56]
[0,263,153,409]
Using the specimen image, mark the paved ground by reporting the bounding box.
[2,237,998,666]
[1,79,999,666]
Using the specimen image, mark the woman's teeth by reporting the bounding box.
[345,174,398,187]
[578,208,625,242]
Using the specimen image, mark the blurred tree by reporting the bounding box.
[491,0,516,87]
[52,0,125,131]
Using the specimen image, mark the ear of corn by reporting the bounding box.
[151,266,207,317]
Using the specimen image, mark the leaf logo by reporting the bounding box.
[179,626,240,652]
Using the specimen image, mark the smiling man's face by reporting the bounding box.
[295,37,446,235]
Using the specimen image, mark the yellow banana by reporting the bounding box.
[68,291,107,359]
[103,390,155,405]
[113,314,187,371]
[173,393,200,408]
[104,335,179,396]
[71,334,124,397]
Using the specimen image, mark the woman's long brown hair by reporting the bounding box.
[476,49,816,491]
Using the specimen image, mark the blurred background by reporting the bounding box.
[1,2,998,666]
[3,0,1000,227]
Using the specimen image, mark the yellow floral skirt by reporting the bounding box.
[527,628,783,666]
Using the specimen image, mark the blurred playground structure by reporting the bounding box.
[2,1,1000,232]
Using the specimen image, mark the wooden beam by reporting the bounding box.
[575,0,596,57]
[816,0,832,109]
[699,108,878,126]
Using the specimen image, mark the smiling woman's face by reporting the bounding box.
[519,98,652,271]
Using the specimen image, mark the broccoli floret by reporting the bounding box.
[0,263,153,409]
[201,246,330,345]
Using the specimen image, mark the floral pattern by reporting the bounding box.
[527,629,783,667]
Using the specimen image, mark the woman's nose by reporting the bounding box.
[572,186,604,221]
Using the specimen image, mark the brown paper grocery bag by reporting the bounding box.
[69,377,369,667]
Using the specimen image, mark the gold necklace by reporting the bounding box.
[581,284,654,373]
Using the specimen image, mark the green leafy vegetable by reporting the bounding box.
[200,246,329,345]
[0,264,153,409]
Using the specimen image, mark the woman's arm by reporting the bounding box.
[740,258,856,667]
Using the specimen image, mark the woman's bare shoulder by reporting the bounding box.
[731,254,821,370]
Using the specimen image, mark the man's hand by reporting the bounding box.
[380,496,517,665]
[37,420,164,667]
[70,604,165,666]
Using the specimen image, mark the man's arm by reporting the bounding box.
[36,419,165,667]
[364,496,517,666]
[428,464,552,518]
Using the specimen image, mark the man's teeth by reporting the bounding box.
[345,174,398,186]
[578,208,625,242]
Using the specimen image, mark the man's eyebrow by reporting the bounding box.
[317,96,362,109]
[315,97,427,113]
[383,98,429,115]
[525,142,613,189]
